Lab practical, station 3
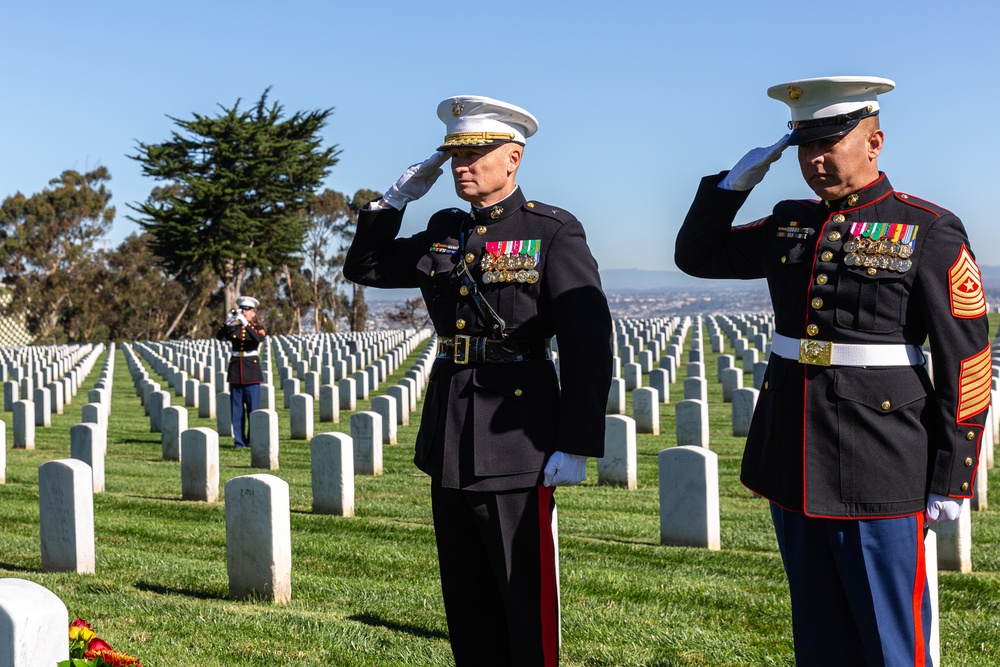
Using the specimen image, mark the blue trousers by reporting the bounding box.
[230,383,260,448]
[770,504,932,666]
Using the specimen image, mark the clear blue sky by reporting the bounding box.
[2,1,997,271]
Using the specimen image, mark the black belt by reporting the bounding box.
[436,336,551,364]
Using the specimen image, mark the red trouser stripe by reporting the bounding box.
[537,485,558,667]
[911,511,926,667]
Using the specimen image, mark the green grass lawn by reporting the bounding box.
[1,318,999,666]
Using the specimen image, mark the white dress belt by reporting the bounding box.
[770,332,924,367]
[231,350,259,357]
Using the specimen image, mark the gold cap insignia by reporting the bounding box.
[490,206,503,220]
[787,85,803,101]
[452,102,465,117]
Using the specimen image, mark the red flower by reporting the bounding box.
[88,636,113,652]
[85,648,144,667]
[71,618,93,630]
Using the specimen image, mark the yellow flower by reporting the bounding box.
[69,625,96,642]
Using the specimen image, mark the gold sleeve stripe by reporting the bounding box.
[949,245,987,318]
[957,346,992,422]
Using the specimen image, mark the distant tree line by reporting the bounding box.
[0,89,424,344]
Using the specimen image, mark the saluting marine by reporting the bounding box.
[215,295,266,449]
[344,95,613,667]
[675,76,990,666]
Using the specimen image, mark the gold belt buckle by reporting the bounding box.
[454,335,471,365]
[798,339,832,366]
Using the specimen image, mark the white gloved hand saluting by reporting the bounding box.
[925,492,966,524]
[381,151,449,210]
[718,134,790,191]
[237,313,249,327]
[543,451,588,487]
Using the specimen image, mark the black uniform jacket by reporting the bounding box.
[215,320,266,385]
[676,172,990,518]
[344,187,614,492]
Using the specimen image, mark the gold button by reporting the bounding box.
[811,297,824,309]
[806,324,819,336]
[833,214,846,223]
[881,400,891,410]
[821,251,833,262]
[429,270,435,277]
[961,482,969,492]
[965,457,974,467]
[456,319,466,330]
[816,274,828,285]
[867,268,878,276]
[514,389,523,397]
[476,225,487,236]
[828,231,842,242]
[763,381,769,390]
[780,256,787,264]
[899,193,909,200]
[526,202,535,208]
[465,253,476,264]
[459,286,469,296]
[966,431,976,441]
[847,194,859,206]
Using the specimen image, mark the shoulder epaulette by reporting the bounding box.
[522,201,576,224]
[893,192,953,218]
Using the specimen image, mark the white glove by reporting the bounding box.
[543,451,588,487]
[718,134,790,191]
[237,314,249,326]
[381,151,449,210]
[925,492,966,523]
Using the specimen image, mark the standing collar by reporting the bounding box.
[822,172,893,211]
[470,186,525,223]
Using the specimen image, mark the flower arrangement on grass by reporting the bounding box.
[58,618,143,667]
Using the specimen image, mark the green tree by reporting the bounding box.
[128,88,340,311]
[303,187,381,333]
[385,296,430,329]
[0,167,115,342]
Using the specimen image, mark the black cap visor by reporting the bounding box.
[787,108,878,146]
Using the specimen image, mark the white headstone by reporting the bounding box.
[371,395,398,445]
[319,385,339,423]
[289,394,314,441]
[181,427,220,502]
[311,432,354,516]
[731,388,759,437]
[675,399,709,448]
[598,415,637,489]
[70,423,106,493]
[250,409,280,469]
[350,411,383,476]
[658,446,720,550]
[225,474,292,604]
[38,459,95,573]
[13,401,34,450]
[162,405,189,462]
[0,578,69,666]
[632,387,659,435]
[339,378,357,411]
[931,500,972,572]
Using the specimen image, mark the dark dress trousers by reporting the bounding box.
[344,187,614,666]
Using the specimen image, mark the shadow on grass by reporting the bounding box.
[135,580,226,600]
[0,561,37,574]
[349,612,449,641]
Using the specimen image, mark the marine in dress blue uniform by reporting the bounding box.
[675,77,990,666]
[343,96,613,666]
[215,296,266,449]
